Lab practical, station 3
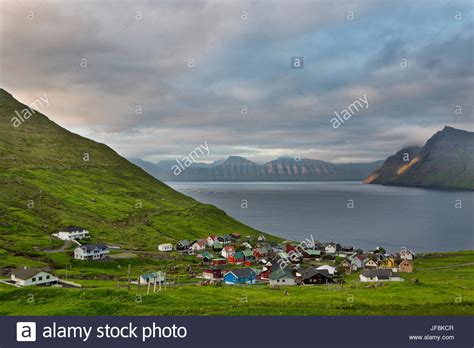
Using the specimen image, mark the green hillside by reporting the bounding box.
[0,89,275,263]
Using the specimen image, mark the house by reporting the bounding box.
[197,251,214,263]
[221,245,235,259]
[158,243,173,252]
[341,245,354,253]
[176,240,191,251]
[242,249,255,265]
[202,268,223,281]
[316,265,336,275]
[364,259,378,269]
[211,258,227,267]
[379,257,396,269]
[213,242,223,252]
[268,241,282,252]
[229,251,244,264]
[257,234,266,242]
[284,242,297,254]
[303,249,322,258]
[139,271,166,285]
[222,234,232,244]
[230,233,241,241]
[207,235,217,247]
[359,269,404,282]
[400,248,415,261]
[241,242,252,249]
[398,259,413,273]
[300,267,333,285]
[324,243,337,254]
[10,268,58,287]
[269,267,296,286]
[224,268,256,285]
[253,247,269,259]
[191,239,207,253]
[351,255,366,271]
[74,244,109,260]
[53,226,89,241]
[339,259,352,273]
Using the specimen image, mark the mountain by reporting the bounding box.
[134,155,383,181]
[364,126,474,190]
[0,89,274,257]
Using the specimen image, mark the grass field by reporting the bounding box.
[0,251,472,316]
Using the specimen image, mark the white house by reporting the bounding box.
[11,268,58,287]
[359,269,404,282]
[53,226,89,241]
[400,248,415,260]
[191,240,207,253]
[74,244,109,260]
[269,267,296,286]
[221,246,235,259]
[207,235,217,247]
[364,259,378,269]
[324,243,337,254]
[316,265,336,275]
[139,271,166,285]
[158,243,173,252]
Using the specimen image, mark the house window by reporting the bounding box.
[282,279,285,283]
[38,277,42,281]
[32,277,36,282]
[46,275,50,279]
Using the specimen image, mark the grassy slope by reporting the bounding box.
[0,251,472,316]
[0,89,276,265]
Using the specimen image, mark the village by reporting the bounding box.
[0,226,416,290]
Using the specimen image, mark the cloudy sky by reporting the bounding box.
[1,0,473,163]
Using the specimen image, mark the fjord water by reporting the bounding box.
[168,181,474,252]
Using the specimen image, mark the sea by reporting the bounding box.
[167,181,474,253]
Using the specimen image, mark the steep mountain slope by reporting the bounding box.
[0,89,273,255]
[365,127,474,190]
[136,156,383,181]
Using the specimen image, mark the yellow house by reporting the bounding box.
[379,257,396,269]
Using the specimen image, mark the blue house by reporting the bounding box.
[224,268,256,285]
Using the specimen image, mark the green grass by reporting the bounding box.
[0,89,279,260]
[0,251,472,316]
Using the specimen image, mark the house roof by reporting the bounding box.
[177,240,190,246]
[226,268,256,279]
[198,251,214,259]
[140,271,165,280]
[361,269,394,278]
[79,243,107,251]
[300,267,333,280]
[269,267,294,280]
[305,250,321,256]
[13,267,51,280]
[242,249,253,257]
[223,246,235,251]
[232,251,244,259]
[194,239,207,247]
[62,226,87,232]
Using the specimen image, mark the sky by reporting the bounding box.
[1,0,473,164]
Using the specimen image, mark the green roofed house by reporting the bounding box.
[213,241,223,251]
[242,249,255,264]
[139,271,166,285]
[197,251,215,263]
[176,240,191,251]
[304,249,322,258]
[269,267,296,286]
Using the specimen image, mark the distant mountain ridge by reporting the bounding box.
[364,126,474,190]
[130,156,384,182]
